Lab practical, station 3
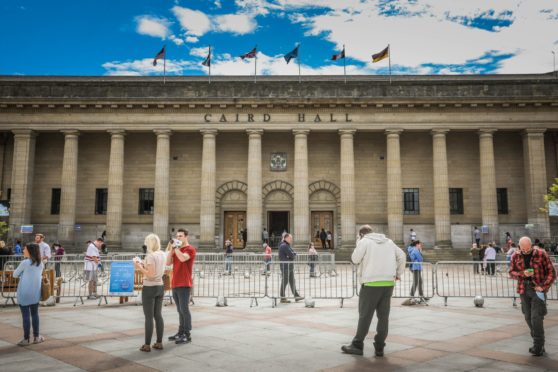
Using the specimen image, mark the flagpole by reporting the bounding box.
[343,44,346,84]
[163,47,166,85]
[208,45,211,84]
[254,46,257,84]
[298,44,301,83]
[388,43,392,85]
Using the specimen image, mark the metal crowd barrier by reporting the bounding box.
[2,257,557,308]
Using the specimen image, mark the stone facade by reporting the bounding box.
[0,75,557,257]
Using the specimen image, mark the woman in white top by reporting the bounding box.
[135,233,166,352]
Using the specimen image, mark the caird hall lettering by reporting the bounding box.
[203,113,352,123]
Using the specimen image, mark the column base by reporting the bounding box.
[106,240,122,252]
[434,241,452,249]
[198,242,217,251]
[335,241,356,261]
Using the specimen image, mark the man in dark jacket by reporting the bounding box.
[279,234,303,304]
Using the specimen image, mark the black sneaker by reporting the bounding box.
[168,332,182,341]
[175,333,191,345]
[529,346,545,356]
[374,342,384,357]
[341,344,363,356]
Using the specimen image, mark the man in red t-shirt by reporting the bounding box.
[166,228,196,344]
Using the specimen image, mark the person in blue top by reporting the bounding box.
[14,240,22,256]
[13,243,45,346]
[409,240,427,303]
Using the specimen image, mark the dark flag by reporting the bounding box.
[284,45,299,64]
[372,45,389,63]
[153,46,166,66]
[239,47,257,59]
[331,47,345,61]
[202,48,211,67]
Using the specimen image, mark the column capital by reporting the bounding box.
[12,129,36,138]
[200,129,218,137]
[338,129,356,137]
[246,129,264,137]
[108,129,126,137]
[523,128,546,137]
[478,128,497,138]
[292,129,310,137]
[385,129,403,136]
[154,129,172,137]
[61,129,80,137]
[431,128,450,137]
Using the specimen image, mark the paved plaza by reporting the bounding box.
[0,294,557,371]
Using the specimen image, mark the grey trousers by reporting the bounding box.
[352,285,394,350]
[520,285,547,348]
[410,270,424,297]
[172,287,192,335]
[142,285,164,345]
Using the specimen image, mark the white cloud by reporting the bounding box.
[135,16,171,39]
[169,35,184,45]
[185,36,199,43]
[214,14,257,34]
[278,0,558,74]
[172,6,212,36]
[102,58,197,76]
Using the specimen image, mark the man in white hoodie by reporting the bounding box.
[341,225,406,357]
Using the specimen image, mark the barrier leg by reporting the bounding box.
[340,298,344,308]
[512,297,517,307]
[444,297,448,307]
[74,296,84,307]
[271,298,277,308]
[250,297,258,308]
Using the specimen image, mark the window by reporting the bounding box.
[51,188,61,215]
[449,188,464,215]
[139,188,154,215]
[95,188,108,215]
[497,188,508,214]
[403,188,420,215]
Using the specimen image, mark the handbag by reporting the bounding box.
[41,276,51,301]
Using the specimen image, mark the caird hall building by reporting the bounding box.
[0,74,557,257]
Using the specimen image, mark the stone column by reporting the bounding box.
[9,130,36,237]
[339,130,356,255]
[431,129,451,248]
[479,129,499,242]
[293,130,310,249]
[523,129,550,238]
[58,130,80,246]
[199,129,218,249]
[386,129,404,245]
[246,129,263,250]
[153,130,172,241]
[106,130,125,250]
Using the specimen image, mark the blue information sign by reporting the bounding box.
[109,261,135,296]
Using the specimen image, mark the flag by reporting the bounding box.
[284,45,299,64]
[202,48,211,67]
[239,47,257,59]
[153,46,166,66]
[332,47,345,61]
[372,45,389,63]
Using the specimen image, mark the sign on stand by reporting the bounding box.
[108,261,135,296]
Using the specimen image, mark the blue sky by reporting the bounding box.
[1,0,557,76]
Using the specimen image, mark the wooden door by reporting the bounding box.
[224,211,246,249]
[311,211,334,249]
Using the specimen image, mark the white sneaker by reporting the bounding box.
[33,335,45,344]
[17,338,30,346]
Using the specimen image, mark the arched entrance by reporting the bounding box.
[263,180,294,248]
[215,181,247,249]
[309,180,341,250]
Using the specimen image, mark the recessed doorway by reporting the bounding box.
[268,211,289,248]
[311,211,334,250]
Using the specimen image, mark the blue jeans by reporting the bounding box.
[19,303,39,339]
[225,256,232,273]
[172,287,192,335]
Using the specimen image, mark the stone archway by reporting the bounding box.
[215,180,248,248]
[308,180,341,249]
[263,181,294,245]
